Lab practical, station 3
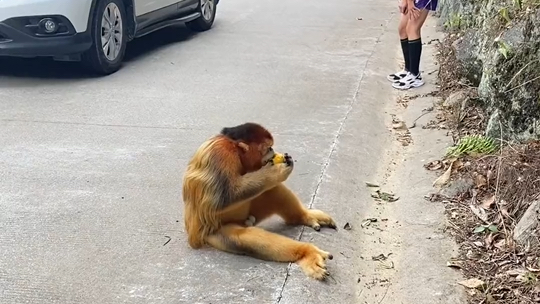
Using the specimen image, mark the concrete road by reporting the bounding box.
[0,0,399,303]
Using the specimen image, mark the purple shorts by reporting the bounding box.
[414,0,438,11]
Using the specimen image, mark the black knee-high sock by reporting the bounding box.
[400,38,410,72]
[408,38,422,76]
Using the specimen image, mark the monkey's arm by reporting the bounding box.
[217,168,277,209]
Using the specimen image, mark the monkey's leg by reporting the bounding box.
[206,224,333,280]
[249,184,337,231]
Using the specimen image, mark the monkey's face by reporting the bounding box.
[238,140,275,172]
[258,137,275,164]
[253,140,275,169]
[261,146,275,164]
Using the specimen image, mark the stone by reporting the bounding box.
[513,200,540,247]
[452,30,482,86]
[440,178,474,197]
[443,90,469,111]
[438,0,540,143]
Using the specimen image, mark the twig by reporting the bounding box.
[409,107,434,129]
[504,59,540,91]
[503,74,540,94]
[163,236,172,246]
[377,284,390,304]
[494,120,509,239]
[496,138,523,155]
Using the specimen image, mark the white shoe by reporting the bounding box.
[392,72,424,90]
[387,69,408,82]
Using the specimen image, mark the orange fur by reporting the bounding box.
[182,123,337,280]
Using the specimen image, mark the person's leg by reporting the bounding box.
[407,9,429,76]
[387,13,411,82]
[392,7,430,90]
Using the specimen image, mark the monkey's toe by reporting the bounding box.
[299,259,329,281]
[244,215,256,227]
[297,245,334,281]
[304,209,338,232]
[318,249,333,261]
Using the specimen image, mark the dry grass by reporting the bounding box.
[434,34,469,99]
[427,34,540,304]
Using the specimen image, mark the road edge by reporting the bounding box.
[353,14,469,304]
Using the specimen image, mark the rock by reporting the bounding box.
[513,200,540,247]
[485,110,505,141]
[452,30,482,86]
[440,178,474,197]
[443,90,469,111]
[438,0,540,143]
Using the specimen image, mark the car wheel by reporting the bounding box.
[186,0,217,32]
[81,0,127,75]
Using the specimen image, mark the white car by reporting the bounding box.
[0,0,218,75]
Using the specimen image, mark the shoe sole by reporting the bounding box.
[387,75,406,82]
[392,81,425,90]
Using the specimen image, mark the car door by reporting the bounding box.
[133,0,179,16]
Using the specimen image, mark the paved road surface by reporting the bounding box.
[0,0,397,303]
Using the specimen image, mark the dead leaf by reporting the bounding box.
[447,260,463,269]
[365,182,380,188]
[361,218,378,228]
[486,169,493,181]
[527,267,540,272]
[372,253,392,261]
[474,173,487,188]
[469,204,488,222]
[500,207,510,218]
[486,294,496,304]
[371,190,399,202]
[379,261,395,269]
[458,278,486,290]
[481,195,496,209]
[494,239,506,250]
[392,121,407,130]
[516,272,531,283]
[425,160,444,171]
[473,241,484,247]
[433,160,455,188]
[452,159,464,172]
[507,268,528,276]
[485,233,495,248]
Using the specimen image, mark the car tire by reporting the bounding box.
[186,0,217,32]
[81,0,128,75]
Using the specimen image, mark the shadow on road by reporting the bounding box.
[0,25,196,80]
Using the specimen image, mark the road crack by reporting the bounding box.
[275,13,394,303]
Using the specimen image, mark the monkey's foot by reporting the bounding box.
[244,215,256,227]
[297,246,333,281]
[302,209,337,231]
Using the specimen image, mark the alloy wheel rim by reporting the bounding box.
[201,0,214,21]
[101,3,123,61]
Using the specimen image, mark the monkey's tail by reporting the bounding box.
[184,200,220,249]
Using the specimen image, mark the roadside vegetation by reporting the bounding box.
[421,1,540,302]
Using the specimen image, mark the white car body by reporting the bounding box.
[0,0,94,33]
[0,0,218,74]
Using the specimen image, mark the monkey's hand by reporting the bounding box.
[297,245,333,281]
[231,160,294,205]
[266,154,294,183]
[262,160,293,183]
[270,153,294,167]
[302,209,337,231]
[275,161,293,182]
